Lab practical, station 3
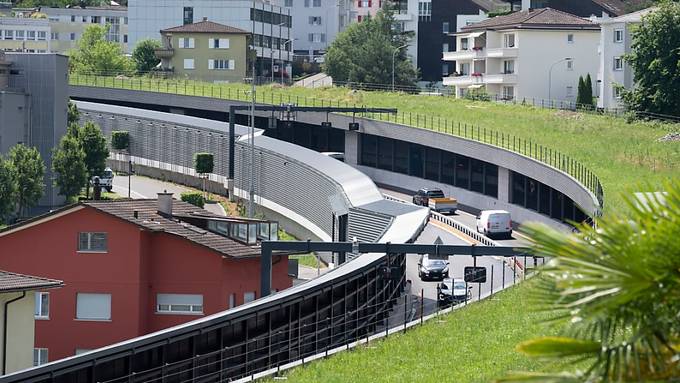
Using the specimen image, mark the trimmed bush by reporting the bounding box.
[111,131,130,151]
[181,191,205,208]
[194,152,214,174]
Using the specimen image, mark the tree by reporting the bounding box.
[69,24,133,74]
[623,2,680,118]
[111,131,130,151]
[68,100,80,126]
[576,75,587,106]
[499,182,680,382]
[194,153,214,197]
[8,144,45,217]
[0,155,18,223]
[132,39,161,74]
[79,121,109,198]
[323,8,417,87]
[584,73,593,107]
[52,135,87,201]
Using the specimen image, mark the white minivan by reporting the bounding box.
[476,210,512,238]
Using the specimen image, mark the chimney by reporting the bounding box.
[203,17,208,21]
[157,191,173,217]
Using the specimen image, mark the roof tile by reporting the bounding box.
[161,20,249,34]
[462,8,599,31]
[0,270,63,293]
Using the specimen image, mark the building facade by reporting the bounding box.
[0,198,292,363]
[156,18,248,82]
[285,0,345,61]
[596,7,653,110]
[129,0,292,80]
[41,6,129,54]
[0,271,62,374]
[0,52,68,211]
[443,8,600,102]
[0,17,50,53]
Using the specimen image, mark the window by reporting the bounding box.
[78,232,107,252]
[503,60,514,74]
[27,30,35,40]
[228,293,235,308]
[210,38,229,49]
[82,16,88,22]
[459,62,470,75]
[123,35,128,43]
[442,43,448,52]
[460,37,468,50]
[613,86,622,99]
[76,293,111,320]
[70,32,76,40]
[183,58,195,69]
[209,59,234,70]
[566,85,574,97]
[442,22,449,33]
[309,16,322,25]
[304,0,310,6]
[244,292,256,303]
[33,348,48,366]
[442,63,449,76]
[4,30,13,40]
[313,0,321,6]
[503,33,515,48]
[567,33,574,43]
[16,30,24,40]
[179,37,195,48]
[284,0,293,6]
[91,16,101,24]
[613,56,623,71]
[614,29,623,43]
[35,292,49,319]
[502,86,514,100]
[183,7,193,25]
[37,31,46,41]
[455,155,469,188]
[157,294,203,314]
[566,59,573,71]
[70,15,76,22]
[418,1,431,20]
[470,159,484,193]
[50,32,59,40]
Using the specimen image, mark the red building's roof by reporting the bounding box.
[0,270,63,294]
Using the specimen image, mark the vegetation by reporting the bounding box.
[0,155,18,223]
[194,153,214,174]
[111,131,130,151]
[501,182,680,382]
[577,74,594,108]
[78,121,109,198]
[132,39,161,74]
[52,135,87,201]
[69,24,132,75]
[278,229,324,269]
[68,100,80,126]
[181,191,205,208]
[12,0,111,7]
[624,2,680,118]
[8,144,45,217]
[323,8,417,87]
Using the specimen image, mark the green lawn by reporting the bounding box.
[71,74,680,215]
[264,282,575,383]
[278,229,326,268]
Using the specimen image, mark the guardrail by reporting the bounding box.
[69,73,605,212]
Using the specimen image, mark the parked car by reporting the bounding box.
[418,254,449,281]
[412,188,457,214]
[92,167,114,192]
[476,210,512,238]
[320,152,345,162]
[437,278,472,306]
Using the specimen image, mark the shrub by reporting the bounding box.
[465,88,491,102]
[181,192,205,208]
[194,152,214,174]
[111,131,130,151]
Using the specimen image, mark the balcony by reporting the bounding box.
[442,47,485,61]
[486,47,518,58]
[154,48,175,59]
[442,74,484,86]
[484,73,518,84]
[394,12,412,21]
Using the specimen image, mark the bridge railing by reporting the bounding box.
[69,73,604,212]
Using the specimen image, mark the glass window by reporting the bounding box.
[574,205,587,223]
[76,293,111,320]
[503,60,514,74]
[409,144,424,178]
[377,137,393,171]
[157,294,203,314]
[538,183,551,215]
[442,22,449,33]
[78,232,107,252]
[460,38,468,50]
[550,190,564,219]
[37,31,46,41]
[35,292,49,318]
[442,43,448,52]
[526,178,538,211]
[455,155,470,189]
[16,30,24,40]
[567,33,574,43]
[484,163,498,198]
[183,58,195,69]
[244,292,256,303]
[613,57,623,71]
[393,140,409,174]
[566,59,573,71]
[470,159,484,193]
[361,134,377,167]
[425,148,440,181]
[563,197,575,222]
[183,7,194,25]
[614,29,623,43]
[441,152,455,185]
[503,33,515,48]
[511,172,525,205]
[33,348,48,366]
[229,293,236,308]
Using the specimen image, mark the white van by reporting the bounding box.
[476,210,512,238]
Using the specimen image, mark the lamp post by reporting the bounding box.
[548,57,572,103]
[392,43,408,92]
[272,22,286,83]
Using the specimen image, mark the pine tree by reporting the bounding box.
[584,73,594,108]
[576,76,586,107]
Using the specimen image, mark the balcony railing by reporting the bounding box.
[442,74,484,86]
[154,48,175,59]
[486,47,518,58]
[442,48,485,61]
[484,73,518,84]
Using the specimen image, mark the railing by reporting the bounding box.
[68,73,605,211]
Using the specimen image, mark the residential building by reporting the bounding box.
[0,52,68,212]
[517,0,635,17]
[156,18,249,82]
[0,17,50,53]
[597,7,654,110]
[443,8,600,102]
[0,270,62,374]
[129,0,292,80]
[285,0,345,62]
[40,6,129,54]
[0,197,292,362]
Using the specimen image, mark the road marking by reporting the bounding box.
[429,219,476,245]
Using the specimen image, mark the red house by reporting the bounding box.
[0,194,292,364]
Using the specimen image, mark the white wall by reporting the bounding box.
[0,291,35,374]
[286,0,340,58]
[597,21,630,109]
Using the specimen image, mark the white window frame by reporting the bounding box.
[35,292,49,319]
[613,56,623,71]
[16,30,24,40]
[76,293,112,321]
[183,58,195,70]
[27,30,36,40]
[4,30,13,40]
[179,37,195,49]
[442,63,449,76]
[503,33,515,48]
[503,60,514,74]
[502,86,514,100]
[613,86,622,99]
[156,293,204,314]
[37,31,46,41]
[78,232,108,253]
[567,33,574,43]
[566,59,573,71]
[33,348,48,366]
[209,38,229,49]
[613,28,624,43]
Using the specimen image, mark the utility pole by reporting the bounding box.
[249,0,257,218]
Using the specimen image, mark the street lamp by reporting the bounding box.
[392,43,408,92]
[548,57,572,102]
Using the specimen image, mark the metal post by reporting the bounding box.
[128,160,132,198]
[261,242,272,297]
[228,106,236,200]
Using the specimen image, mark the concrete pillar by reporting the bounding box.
[344,130,360,166]
[498,166,510,203]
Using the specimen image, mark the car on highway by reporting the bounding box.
[418,254,449,281]
[476,210,512,238]
[437,278,471,306]
[412,188,457,214]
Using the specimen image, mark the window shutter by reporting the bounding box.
[357,0,361,7]
[178,37,184,47]
[208,59,214,69]
[220,38,229,48]
[368,0,372,7]
[229,60,235,70]
[76,293,111,320]
[189,38,195,48]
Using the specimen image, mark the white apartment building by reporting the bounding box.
[41,6,129,54]
[443,8,600,102]
[597,7,655,110]
[0,17,50,53]
[285,0,345,60]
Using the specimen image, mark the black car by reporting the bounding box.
[417,255,449,281]
[412,188,445,206]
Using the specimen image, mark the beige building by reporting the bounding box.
[0,270,62,374]
[41,6,128,54]
[0,17,50,53]
[156,18,248,83]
